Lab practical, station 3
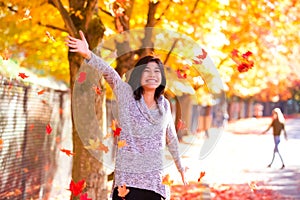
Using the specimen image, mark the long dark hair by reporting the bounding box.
[128,55,166,101]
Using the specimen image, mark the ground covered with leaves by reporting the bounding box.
[170,181,295,200]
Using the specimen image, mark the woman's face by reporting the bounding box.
[140,61,162,90]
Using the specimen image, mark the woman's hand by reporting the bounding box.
[66,30,91,60]
[180,167,189,186]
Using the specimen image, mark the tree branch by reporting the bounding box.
[192,0,199,14]
[37,22,67,32]
[99,7,113,17]
[164,39,178,65]
[48,0,77,37]
[84,0,98,30]
[155,0,171,24]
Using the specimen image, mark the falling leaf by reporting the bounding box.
[69,179,86,196]
[197,171,205,182]
[37,89,45,95]
[162,174,174,186]
[176,69,187,79]
[248,181,258,192]
[113,127,122,137]
[92,85,102,95]
[193,49,207,64]
[117,184,130,198]
[46,124,52,134]
[28,124,34,131]
[85,138,109,153]
[41,100,48,105]
[0,138,3,149]
[176,119,186,130]
[80,193,92,200]
[117,140,127,148]
[60,148,75,156]
[1,49,12,60]
[111,119,117,131]
[104,133,112,139]
[77,72,87,83]
[23,168,29,173]
[45,31,56,42]
[18,73,29,79]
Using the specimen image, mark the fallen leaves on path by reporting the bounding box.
[170,182,294,200]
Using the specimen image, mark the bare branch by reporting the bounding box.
[192,0,199,14]
[99,7,113,17]
[37,22,67,32]
[155,0,172,23]
[164,39,178,65]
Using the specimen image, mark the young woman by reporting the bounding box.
[67,31,187,199]
[262,108,288,169]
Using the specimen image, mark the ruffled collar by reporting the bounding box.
[136,95,165,124]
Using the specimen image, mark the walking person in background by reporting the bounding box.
[262,108,288,169]
[67,31,187,200]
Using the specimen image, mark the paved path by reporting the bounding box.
[167,117,300,199]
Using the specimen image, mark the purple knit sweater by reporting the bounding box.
[86,52,184,199]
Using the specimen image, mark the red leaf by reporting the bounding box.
[69,179,86,196]
[80,193,92,200]
[176,70,187,79]
[92,85,102,95]
[197,171,205,182]
[37,89,45,95]
[242,51,253,59]
[46,124,52,134]
[77,72,86,83]
[18,73,29,79]
[196,48,207,60]
[193,49,207,65]
[60,148,75,156]
[113,127,122,137]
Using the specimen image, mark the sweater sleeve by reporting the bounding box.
[84,52,131,100]
[165,101,185,173]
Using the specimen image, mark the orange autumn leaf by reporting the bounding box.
[104,133,112,139]
[162,174,174,186]
[198,171,206,182]
[0,138,3,149]
[117,140,127,148]
[60,148,75,156]
[85,138,109,153]
[92,85,102,95]
[18,72,29,79]
[248,181,258,192]
[111,119,117,131]
[37,89,45,95]
[1,49,12,60]
[117,184,130,198]
[46,124,52,134]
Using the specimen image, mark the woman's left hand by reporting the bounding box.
[180,167,189,185]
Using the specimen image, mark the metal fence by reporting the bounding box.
[0,77,71,200]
